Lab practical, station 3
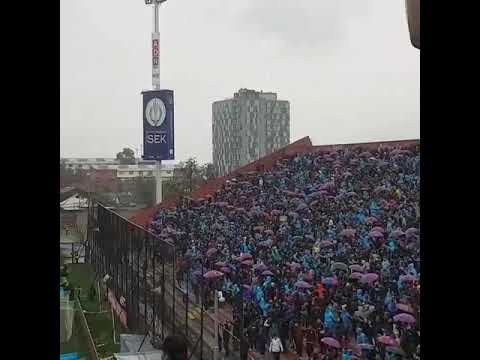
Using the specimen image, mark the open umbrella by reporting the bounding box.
[393,313,416,324]
[253,225,264,232]
[371,226,384,233]
[264,229,274,235]
[236,253,252,262]
[376,336,397,347]
[391,229,405,239]
[357,343,375,351]
[206,248,218,257]
[331,262,348,272]
[369,230,384,239]
[360,273,379,285]
[271,209,282,216]
[320,240,334,248]
[215,261,227,268]
[320,337,341,349]
[253,263,268,272]
[220,267,231,274]
[365,217,378,226]
[349,264,365,273]
[396,303,415,314]
[241,259,253,267]
[294,280,313,289]
[322,277,338,287]
[400,274,417,283]
[340,229,356,238]
[258,239,273,248]
[350,272,364,280]
[405,227,419,238]
[203,270,224,280]
[289,262,302,271]
[262,270,274,276]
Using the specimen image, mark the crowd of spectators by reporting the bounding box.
[149,146,420,360]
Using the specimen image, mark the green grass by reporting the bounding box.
[62,263,129,358]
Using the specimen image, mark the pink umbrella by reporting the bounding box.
[253,226,264,232]
[241,259,253,266]
[350,272,364,280]
[391,229,405,238]
[360,273,379,284]
[294,280,313,289]
[203,270,224,280]
[236,253,252,262]
[376,336,397,347]
[400,274,417,283]
[206,248,218,257]
[340,229,356,238]
[365,217,378,226]
[320,337,341,349]
[215,261,227,268]
[396,303,415,314]
[220,267,231,274]
[369,230,384,239]
[253,263,268,272]
[289,262,302,271]
[262,270,274,276]
[349,264,365,273]
[371,226,384,233]
[393,313,416,325]
[320,240,334,248]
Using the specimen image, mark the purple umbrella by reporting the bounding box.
[391,229,405,239]
[203,270,224,280]
[393,313,416,324]
[322,277,339,287]
[262,270,274,276]
[264,229,274,235]
[253,226,264,232]
[258,239,273,248]
[369,230,384,239]
[271,209,282,216]
[340,229,356,238]
[294,280,313,289]
[365,217,378,225]
[360,151,372,158]
[376,336,397,347]
[396,303,415,314]
[360,273,379,284]
[215,261,227,268]
[349,264,365,273]
[320,337,341,349]
[320,240,334,248]
[236,253,252,262]
[371,226,384,233]
[235,207,246,212]
[253,263,268,272]
[206,248,218,257]
[309,200,320,207]
[289,262,302,271]
[350,272,364,280]
[241,259,253,266]
[405,227,419,237]
[400,274,417,283]
[296,203,309,212]
[220,267,231,274]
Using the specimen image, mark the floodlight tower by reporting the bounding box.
[144,0,168,89]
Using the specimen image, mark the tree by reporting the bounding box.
[116,148,136,165]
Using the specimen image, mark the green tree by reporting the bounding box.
[116,148,136,165]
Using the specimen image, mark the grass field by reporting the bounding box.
[61,263,128,359]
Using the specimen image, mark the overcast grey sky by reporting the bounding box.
[61,0,419,164]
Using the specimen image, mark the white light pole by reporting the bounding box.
[144,0,168,204]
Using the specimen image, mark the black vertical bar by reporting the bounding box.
[152,235,157,339]
[200,263,204,360]
[137,232,141,330]
[185,266,189,340]
[144,237,148,333]
[162,254,165,340]
[172,246,176,335]
[71,243,74,264]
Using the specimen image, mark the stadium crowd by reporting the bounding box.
[149,146,420,360]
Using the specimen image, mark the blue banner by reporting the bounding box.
[142,90,175,161]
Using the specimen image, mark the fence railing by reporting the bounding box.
[86,201,239,360]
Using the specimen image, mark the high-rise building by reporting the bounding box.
[212,89,290,176]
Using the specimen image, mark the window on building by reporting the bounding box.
[129,171,134,175]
